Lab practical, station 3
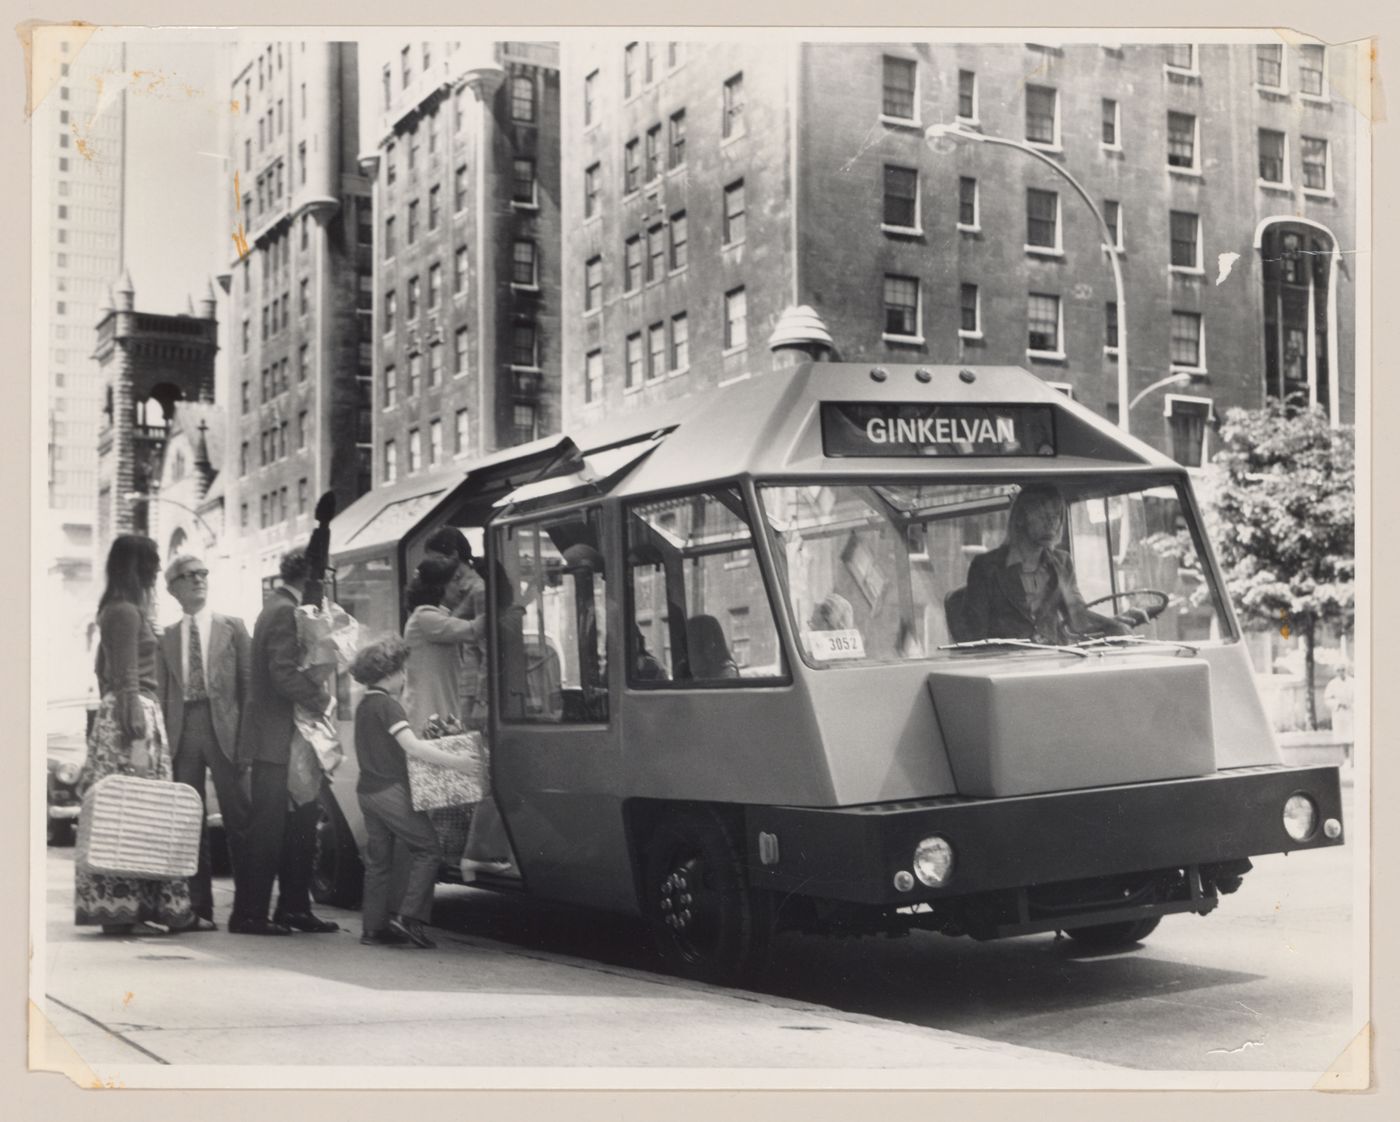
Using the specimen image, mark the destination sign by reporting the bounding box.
[821,402,1057,458]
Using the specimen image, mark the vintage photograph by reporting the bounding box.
[29,24,1368,1089]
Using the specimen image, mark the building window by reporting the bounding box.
[383,214,397,258]
[958,176,979,228]
[408,353,421,396]
[240,441,249,476]
[299,277,309,315]
[623,138,640,194]
[723,179,746,245]
[429,418,443,465]
[882,275,920,338]
[510,74,535,122]
[1026,189,1059,251]
[400,45,412,88]
[624,235,642,292]
[644,41,658,86]
[584,256,603,312]
[512,403,537,443]
[626,332,643,389]
[407,275,420,320]
[1171,312,1204,370]
[298,409,308,449]
[584,162,600,218]
[455,408,470,455]
[723,73,745,139]
[648,322,666,381]
[883,165,918,229]
[407,199,419,243]
[240,503,249,530]
[1025,85,1058,146]
[584,69,598,126]
[241,380,250,414]
[512,321,537,368]
[408,429,421,474]
[428,185,441,229]
[1105,301,1119,350]
[957,69,977,121]
[1299,44,1326,96]
[1167,112,1198,170]
[454,164,468,212]
[646,224,665,283]
[1165,44,1196,72]
[670,312,689,371]
[624,42,639,99]
[882,56,916,120]
[1258,128,1287,184]
[427,263,442,308]
[384,364,397,408]
[1101,98,1119,146]
[454,326,468,376]
[959,283,980,335]
[241,319,250,354]
[512,158,537,205]
[1027,293,1061,354]
[1170,210,1201,270]
[1257,43,1284,88]
[299,343,309,381]
[1302,137,1330,191]
[1104,199,1123,250]
[453,87,465,132]
[584,350,603,403]
[669,110,686,169]
[384,289,396,334]
[298,478,308,515]
[510,240,537,287]
[385,142,397,186]
[1166,397,1212,468]
[454,246,468,295]
[724,287,749,351]
[297,140,306,184]
[645,124,661,182]
[669,211,688,271]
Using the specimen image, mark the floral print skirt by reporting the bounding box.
[74,693,194,929]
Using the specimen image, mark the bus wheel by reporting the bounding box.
[312,789,363,909]
[1065,916,1161,949]
[643,809,770,986]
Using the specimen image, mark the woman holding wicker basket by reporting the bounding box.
[75,535,195,935]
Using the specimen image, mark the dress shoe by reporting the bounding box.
[228,916,293,936]
[387,915,436,949]
[173,916,219,933]
[360,930,410,947]
[274,910,340,934]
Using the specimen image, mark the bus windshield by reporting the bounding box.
[757,478,1229,667]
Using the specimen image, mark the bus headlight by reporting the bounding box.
[1283,794,1318,842]
[912,836,955,887]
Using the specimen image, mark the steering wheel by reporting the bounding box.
[1083,589,1171,626]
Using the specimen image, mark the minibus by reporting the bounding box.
[318,362,1344,983]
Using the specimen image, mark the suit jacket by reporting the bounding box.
[157,612,252,760]
[236,588,329,766]
[963,543,1081,645]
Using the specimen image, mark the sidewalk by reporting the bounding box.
[35,850,1114,1086]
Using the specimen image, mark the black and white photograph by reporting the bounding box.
[26,20,1372,1092]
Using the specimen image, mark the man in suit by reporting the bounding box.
[157,555,253,931]
[235,547,339,936]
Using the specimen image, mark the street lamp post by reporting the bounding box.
[124,491,219,550]
[925,123,1130,433]
[1127,371,1196,413]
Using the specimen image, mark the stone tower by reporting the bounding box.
[94,270,220,560]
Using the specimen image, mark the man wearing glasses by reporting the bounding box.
[156,555,253,931]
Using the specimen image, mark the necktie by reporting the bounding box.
[186,617,207,701]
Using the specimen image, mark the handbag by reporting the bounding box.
[76,774,202,879]
[406,721,487,812]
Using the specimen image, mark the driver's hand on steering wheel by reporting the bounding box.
[1114,608,1149,629]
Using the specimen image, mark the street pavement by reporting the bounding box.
[37,847,1114,1083]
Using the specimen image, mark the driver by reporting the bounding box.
[963,485,1130,645]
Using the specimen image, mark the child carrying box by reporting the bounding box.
[348,636,477,948]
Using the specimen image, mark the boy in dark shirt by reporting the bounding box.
[349,636,475,948]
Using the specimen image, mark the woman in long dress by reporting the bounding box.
[76,535,195,934]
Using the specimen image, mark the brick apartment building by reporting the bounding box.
[363,39,562,490]
[560,40,1358,465]
[221,40,373,596]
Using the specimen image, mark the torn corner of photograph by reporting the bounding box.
[1311,1021,1371,1091]
[17,19,98,119]
[28,999,112,1089]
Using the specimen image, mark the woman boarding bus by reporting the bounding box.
[326,362,1344,984]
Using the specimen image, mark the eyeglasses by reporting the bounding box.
[174,570,209,582]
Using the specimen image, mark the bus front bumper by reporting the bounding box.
[744,765,1343,909]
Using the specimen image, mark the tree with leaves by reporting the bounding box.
[1197,401,1354,730]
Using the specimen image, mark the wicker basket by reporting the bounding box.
[75,775,203,879]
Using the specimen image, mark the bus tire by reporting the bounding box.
[1065,915,1161,949]
[311,788,363,909]
[643,808,770,986]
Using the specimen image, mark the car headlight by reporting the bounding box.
[1283,794,1318,842]
[912,835,955,887]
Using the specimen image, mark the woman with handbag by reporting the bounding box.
[76,535,195,935]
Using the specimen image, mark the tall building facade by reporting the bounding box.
[222,40,372,596]
[364,39,562,490]
[561,40,1359,464]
